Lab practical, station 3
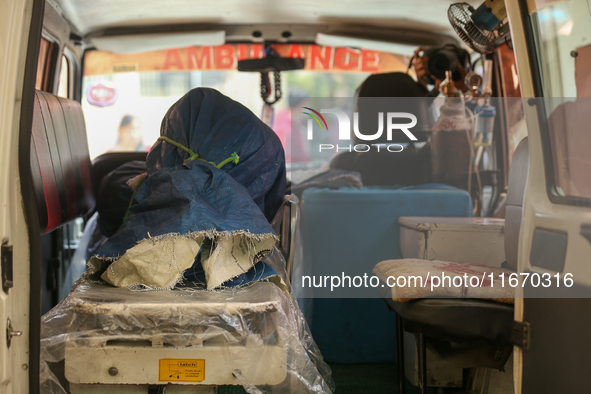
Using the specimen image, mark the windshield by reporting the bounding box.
[82,44,410,170]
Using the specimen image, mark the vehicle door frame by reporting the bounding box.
[506,0,591,392]
[0,0,45,393]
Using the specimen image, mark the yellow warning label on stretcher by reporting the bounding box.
[159,358,206,382]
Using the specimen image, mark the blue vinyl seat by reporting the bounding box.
[297,184,473,363]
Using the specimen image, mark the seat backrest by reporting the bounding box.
[504,137,529,269]
[299,185,473,363]
[91,151,148,197]
[30,91,95,233]
[270,194,300,281]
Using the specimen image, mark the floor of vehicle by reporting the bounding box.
[218,386,248,393]
[219,363,434,393]
[328,363,434,394]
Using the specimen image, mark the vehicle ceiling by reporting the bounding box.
[53,0,479,49]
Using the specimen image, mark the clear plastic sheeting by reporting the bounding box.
[40,278,334,393]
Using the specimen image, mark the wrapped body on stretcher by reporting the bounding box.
[40,88,334,393]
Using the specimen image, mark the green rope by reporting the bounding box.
[216,152,240,169]
[158,136,239,168]
[122,137,240,223]
[157,136,201,161]
[122,184,140,223]
[157,136,239,168]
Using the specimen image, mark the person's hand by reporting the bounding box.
[412,47,429,88]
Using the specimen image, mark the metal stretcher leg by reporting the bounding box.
[396,314,406,394]
[417,332,427,394]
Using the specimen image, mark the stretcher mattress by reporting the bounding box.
[40,279,334,393]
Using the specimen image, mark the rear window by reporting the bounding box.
[82,44,409,167]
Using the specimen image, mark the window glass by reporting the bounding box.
[57,55,69,98]
[530,0,591,97]
[82,44,409,164]
[545,96,591,200]
[36,37,51,91]
[530,0,591,201]
[496,43,527,169]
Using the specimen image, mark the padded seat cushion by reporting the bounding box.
[373,259,515,304]
[385,298,515,345]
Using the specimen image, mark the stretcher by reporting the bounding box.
[41,196,333,394]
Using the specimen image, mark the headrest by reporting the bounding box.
[357,72,429,98]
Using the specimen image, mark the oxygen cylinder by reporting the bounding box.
[430,72,473,189]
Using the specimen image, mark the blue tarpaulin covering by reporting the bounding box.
[89,88,286,290]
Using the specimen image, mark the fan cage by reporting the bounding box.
[448,2,496,54]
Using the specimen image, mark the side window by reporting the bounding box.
[57,55,70,98]
[547,44,591,201]
[36,37,49,90]
[546,96,591,202]
[529,0,591,203]
[530,0,591,97]
[57,55,72,98]
[496,44,527,168]
[36,37,56,92]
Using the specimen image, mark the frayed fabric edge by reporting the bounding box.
[92,228,278,262]
[86,229,279,291]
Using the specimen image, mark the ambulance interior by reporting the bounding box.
[12,0,591,393]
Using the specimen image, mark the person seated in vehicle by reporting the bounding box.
[329,43,473,187]
[328,72,432,186]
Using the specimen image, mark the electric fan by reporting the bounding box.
[448,1,508,54]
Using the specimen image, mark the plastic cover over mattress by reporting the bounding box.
[40,267,334,393]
